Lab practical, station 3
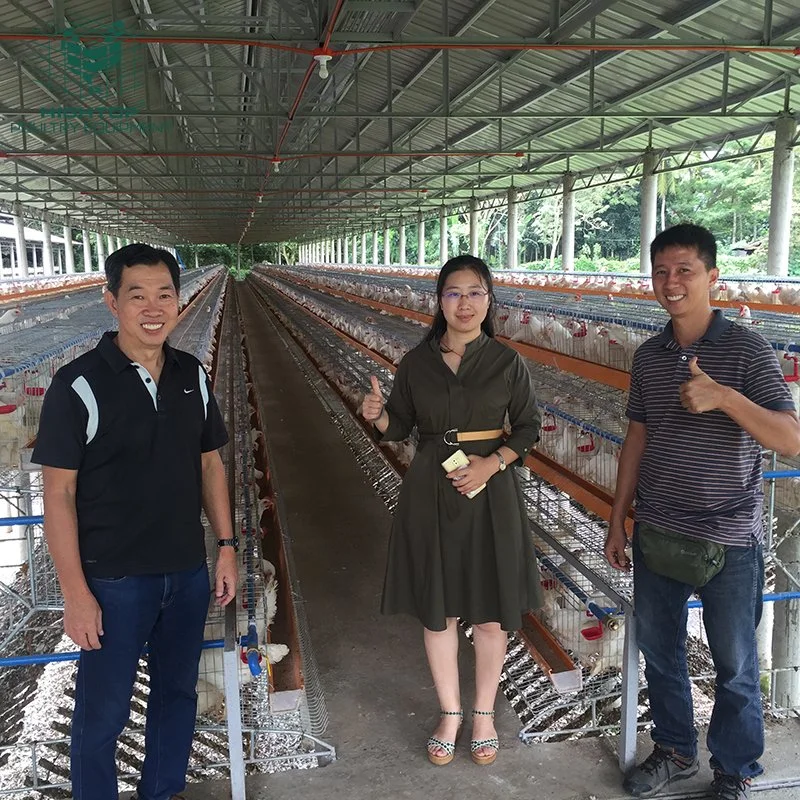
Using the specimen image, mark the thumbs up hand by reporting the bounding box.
[680,357,726,413]
[360,375,386,422]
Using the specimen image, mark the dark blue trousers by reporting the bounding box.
[633,532,764,779]
[71,562,210,800]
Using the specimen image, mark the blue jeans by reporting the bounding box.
[71,562,210,800]
[632,530,764,779]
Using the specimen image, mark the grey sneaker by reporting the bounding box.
[623,745,700,797]
[712,771,751,800]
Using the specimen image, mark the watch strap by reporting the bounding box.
[217,537,239,551]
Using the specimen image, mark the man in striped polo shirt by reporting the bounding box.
[604,224,800,800]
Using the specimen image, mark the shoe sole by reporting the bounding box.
[624,762,700,798]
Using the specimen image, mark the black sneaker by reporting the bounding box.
[623,745,700,798]
[712,771,751,800]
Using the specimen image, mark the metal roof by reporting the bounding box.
[0,0,797,244]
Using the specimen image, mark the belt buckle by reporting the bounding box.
[444,428,459,446]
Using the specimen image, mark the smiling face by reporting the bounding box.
[439,268,491,337]
[651,245,718,322]
[104,262,179,355]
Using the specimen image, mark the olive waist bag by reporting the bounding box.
[637,521,726,587]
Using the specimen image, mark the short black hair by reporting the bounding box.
[650,224,717,271]
[424,254,496,342]
[105,243,181,297]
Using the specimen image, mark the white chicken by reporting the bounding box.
[0,307,21,326]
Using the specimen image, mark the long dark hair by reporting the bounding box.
[424,254,496,342]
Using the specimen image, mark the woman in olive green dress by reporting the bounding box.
[360,255,542,766]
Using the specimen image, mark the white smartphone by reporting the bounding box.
[441,449,486,499]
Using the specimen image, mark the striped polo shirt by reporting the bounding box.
[626,310,795,546]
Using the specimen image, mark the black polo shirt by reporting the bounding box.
[32,331,228,577]
[626,310,795,546]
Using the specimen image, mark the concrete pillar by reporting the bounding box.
[107,234,115,256]
[195,251,199,270]
[399,221,406,265]
[417,211,425,266]
[562,173,576,272]
[361,232,367,264]
[507,186,519,270]
[12,202,27,278]
[115,236,123,252]
[42,215,54,277]
[31,244,38,274]
[439,206,448,266]
[372,230,379,265]
[56,247,63,274]
[469,196,479,256]
[640,149,658,274]
[334,237,340,263]
[767,115,796,277]
[352,235,358,264]
[82,229,92,273]
[63,220,76,274]
[383,225,391,265]
[343,236,349,264]
[96,232,106,272]
[773,520,800,707]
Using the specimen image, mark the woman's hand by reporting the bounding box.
[360,375,385,422]
[446,454,499,495]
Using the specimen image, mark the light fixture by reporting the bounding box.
[515,151,526,164]
[270,158,281,173]
[313,52,333,80]
[257,193,263,203]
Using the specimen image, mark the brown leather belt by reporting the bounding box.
[442,428,504,446]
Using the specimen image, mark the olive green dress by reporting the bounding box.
[377,333,543,632]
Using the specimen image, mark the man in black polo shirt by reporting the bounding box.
[604,224,800,800]
[33,244,238,800]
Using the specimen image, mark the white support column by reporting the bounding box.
[63,220,75,274]
[334,237,341,263]
[439,206,448,266]
[372,230,379,265]
[417,211,425,266]
[12,202,27,278]
[96,232,106,272]
[399,220,406,265]
[31,243,39,274]
[82,229,92,273]
[469,196,479,256]
[107,234,115,256]
[195,251,200,270]
[507,187,519,270]
[115,236,123,252]
[361,232,367,264]
[352,235,358,264]
[42,214,54,277]
[56,246,63,274]
[383,225,391,265]
[767,114,796,277]
[640,149,658,274]
[343,236,349,265]
[562,172,576,272]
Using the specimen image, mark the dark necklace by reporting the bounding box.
[439,339,464,357]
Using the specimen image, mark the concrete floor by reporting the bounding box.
[203,288,800,800]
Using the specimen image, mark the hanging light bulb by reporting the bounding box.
[270,158,281,173]
[314,52,333,80]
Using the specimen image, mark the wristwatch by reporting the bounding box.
[217,537,239,551]
[494,451,507,472]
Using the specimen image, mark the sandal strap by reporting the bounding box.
[427,736,456,756]
[471,738,499,752]
[440,709,464,717]
[471,709,495,716]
